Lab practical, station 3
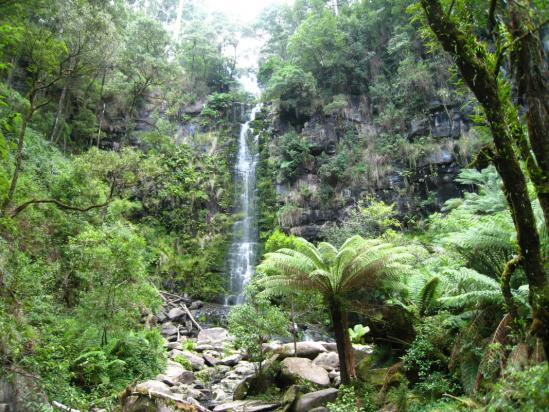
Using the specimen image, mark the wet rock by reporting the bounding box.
[294,388,338,412]
[280,358,330,387]
[213,400,279,412]
[312,352,339,371]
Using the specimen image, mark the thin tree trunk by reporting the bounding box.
[421,0,549,360]
[1,100,34,214]
[49,81,68,143]
[329,299,356,385]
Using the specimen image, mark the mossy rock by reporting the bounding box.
[360,363,404,388]
[357,353,375,381]
[281,385,301,412]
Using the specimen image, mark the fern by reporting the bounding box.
[417,276,439,317]
[474,314,512,393]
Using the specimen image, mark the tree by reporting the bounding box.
[417,0,549,360]
[1,23,67,214]
[228,301,289,373]
[258,235,415,384]
[264,63,317,117]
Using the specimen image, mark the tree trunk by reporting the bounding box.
[1,101,34,214]
[421,0,549,360]
[328,299,356,384]
[49,81,68,143]
[507,0,549,234]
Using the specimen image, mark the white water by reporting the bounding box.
[225,104,262,305]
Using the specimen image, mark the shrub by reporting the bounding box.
[486,364,549,411]
[327,384,375,412]
[228,302,289,370]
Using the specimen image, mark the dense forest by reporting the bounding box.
[0,0,548,411]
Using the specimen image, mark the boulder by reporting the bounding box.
[312,352,339,371]
[195,344,214,352]
[262,342,282,353]
[275,342,327,359]
[309,408,329,412]
[189,300,204,310]
[321,342,337,352]
[167,307,186,321]
[156,312,167,322]
[213,400,279,412]
[160,322,178,337]
[176,350,205,371]
[134,380,174,398]
[218,353,243,367]
[198,328,231,346]
[293,388,338,412]
[156,374,177,387]
[164,360,189,382]
[280,358,330,387]
[166,341,183,350]
[203,353,218,367]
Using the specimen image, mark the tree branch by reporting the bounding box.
[10,179,116,217]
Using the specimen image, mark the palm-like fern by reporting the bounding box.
[443,166,507,214]
[257,235,417,384]
[441,213,516,278]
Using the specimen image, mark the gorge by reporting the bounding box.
[0,1,548,412]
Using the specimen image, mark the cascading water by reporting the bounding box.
[225,104,262,305]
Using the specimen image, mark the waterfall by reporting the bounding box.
[225,104,262,305]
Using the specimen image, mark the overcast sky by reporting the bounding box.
[201,0,292,24]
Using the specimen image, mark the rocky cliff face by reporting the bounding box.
[256,96,480,240]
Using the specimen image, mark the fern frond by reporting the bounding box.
[474,314,512,393]
[417,276,439,317]
[438,290,502,308]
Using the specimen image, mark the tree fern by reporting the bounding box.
[257,235,417,384]
[443,166,507,214]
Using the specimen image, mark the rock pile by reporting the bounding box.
[123,293,374,412]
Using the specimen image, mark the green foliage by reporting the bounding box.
[327,383,375,412]
[174,354,193,370]
[276,131,313,182]
[228,301,289,366]
[322,197,400,247]
[264,64,317,115]
[402,320,458,399]
[264,228,298,253]
[349,324,370,344]
[486,364,549,411]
